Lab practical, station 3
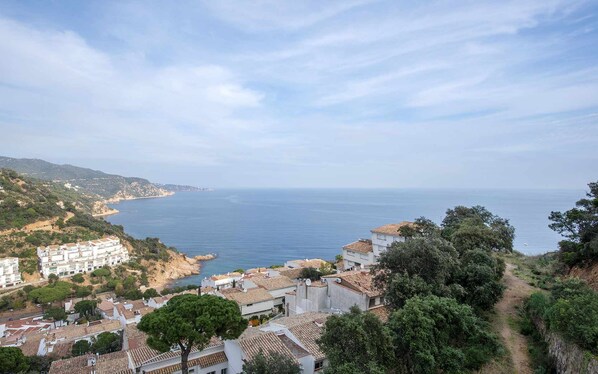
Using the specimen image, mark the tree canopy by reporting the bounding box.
[74,300,97,317]
[317,307,394,373]
[0,347,29,374]
[91,332,122,355]
[549,181,598,266]
[388,295,501,373]
[242,350,301,374]
[138,294,246,374]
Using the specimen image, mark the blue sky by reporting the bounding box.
[0,0,597,188]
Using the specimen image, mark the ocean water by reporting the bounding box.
[106,189,581,286]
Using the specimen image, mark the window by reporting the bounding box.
[207,371,216,374]
[189,370,195,374]
[377,234,385,240]
[315,361,324,371]
[221,369,228,374]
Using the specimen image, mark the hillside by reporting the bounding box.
[0,169,200,286]
[0,156,204,202]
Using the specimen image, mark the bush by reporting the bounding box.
[71,273,85,283]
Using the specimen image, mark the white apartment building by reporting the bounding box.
[342,222,412,270]
[0,257,22,288]
[201,272,243,290]
[37,236,129,278]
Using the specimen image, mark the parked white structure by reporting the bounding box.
[0,257,22,288]
[201,272,243,290]
[342,222,412,270]
[37,236,129,278]
[286,270,387,318]
[218,287,275,318]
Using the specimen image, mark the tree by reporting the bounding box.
[142,288,160,299]
[0,347,29,373]
[373,237,460,308]
[549,181,598,266]
[388,296,500,373]
[71,340,91,356]
[138,294,247,374]
[74,300,97,317]
[71,273,85,283]
[441,205,515,253]
[398,217,440,239]
[48,273,59,284]
[44,306,67,328]
[92,332,122,355]
[299,267,321,281]
[242,350,301,374]
[454,249,505,311]
[28,281,72,305]
[317,307,394,373]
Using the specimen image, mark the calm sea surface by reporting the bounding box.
[106,189,581,286]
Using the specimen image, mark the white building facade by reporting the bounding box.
[37,236,129,278]
[0,257,22,288]
[342,222,412,270]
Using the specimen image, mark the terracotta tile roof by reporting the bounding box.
[240,332,297,363]
[131,337,223,367]
[49,340,74,359]
[287,259,327,269]
[146,351,228,374]
[221,287,274,305]
[277,334,310,359]
[368,305,391,323]
[343,239,373,254]
[19,333,43,356]
[210,272,242,280]
[323,270,382,298]
[278,268,303,279]
[289,321,326,361]
[50,319,121,342]
[129,346,161,367]
[250,275,295,291]
[271,312,330,329]
[370,222,413,236]
[49,350,130,374]
[125,324,149,350]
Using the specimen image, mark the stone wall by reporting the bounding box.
[535,319,598,374]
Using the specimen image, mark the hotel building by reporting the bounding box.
[0,257,22,288]
[37,236,129,278]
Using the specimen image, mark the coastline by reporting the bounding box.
[145,251,216,290]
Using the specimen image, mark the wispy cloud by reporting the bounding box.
[0,0,596,188]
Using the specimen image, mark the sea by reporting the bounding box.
[106,188,582,287]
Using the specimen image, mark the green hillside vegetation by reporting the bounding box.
[0,169,181,313]
[318,206,513,373]
[0,156,176,200]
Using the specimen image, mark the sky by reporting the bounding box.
[0,1,597,188]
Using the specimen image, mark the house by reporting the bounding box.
[201,272,243,290]
[37,236,129,278]
[40,319,122,356]
[115,300,154,327]
[0,257,22,288]
[129,336,227,374]
[323,270,384,312]
[225,312,329,374]
[342,222,412,270]
[218,287,275,318]
[242,274,296,307]
[284,259,327,270]
[285,270,384,316]
[49,350,132,374]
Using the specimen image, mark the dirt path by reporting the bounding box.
[495,263,537,374]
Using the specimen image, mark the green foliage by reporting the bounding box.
[74,300,97,317]
[441,205,515,253]
[124,289,143,300]
[28,281,72,304]
[44,307,67,325]
[143,288,160,299]
[26,356,53,374]
[242,350,301,374]
[388,296,501,373]
[91,332,122,355]
[549,181,598,266]
[454,250,506,311]
[75,286,92,298]
[299,267,321,281]
[318,307,395,373]
[232,268,245,274]
[91,268,111,277]
[71,340,91,356]
[138,294,247,371]
[0,346,29,374]
[71,273,85,283]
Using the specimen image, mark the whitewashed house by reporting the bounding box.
[37,236,129,278]
[242,274,296,307]
[218,287,275,318]
[201,272,243,290]
[342,222,412,270]
[0,257,22,288]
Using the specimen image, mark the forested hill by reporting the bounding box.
[0,156,204,201]
[0,168,175,275]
